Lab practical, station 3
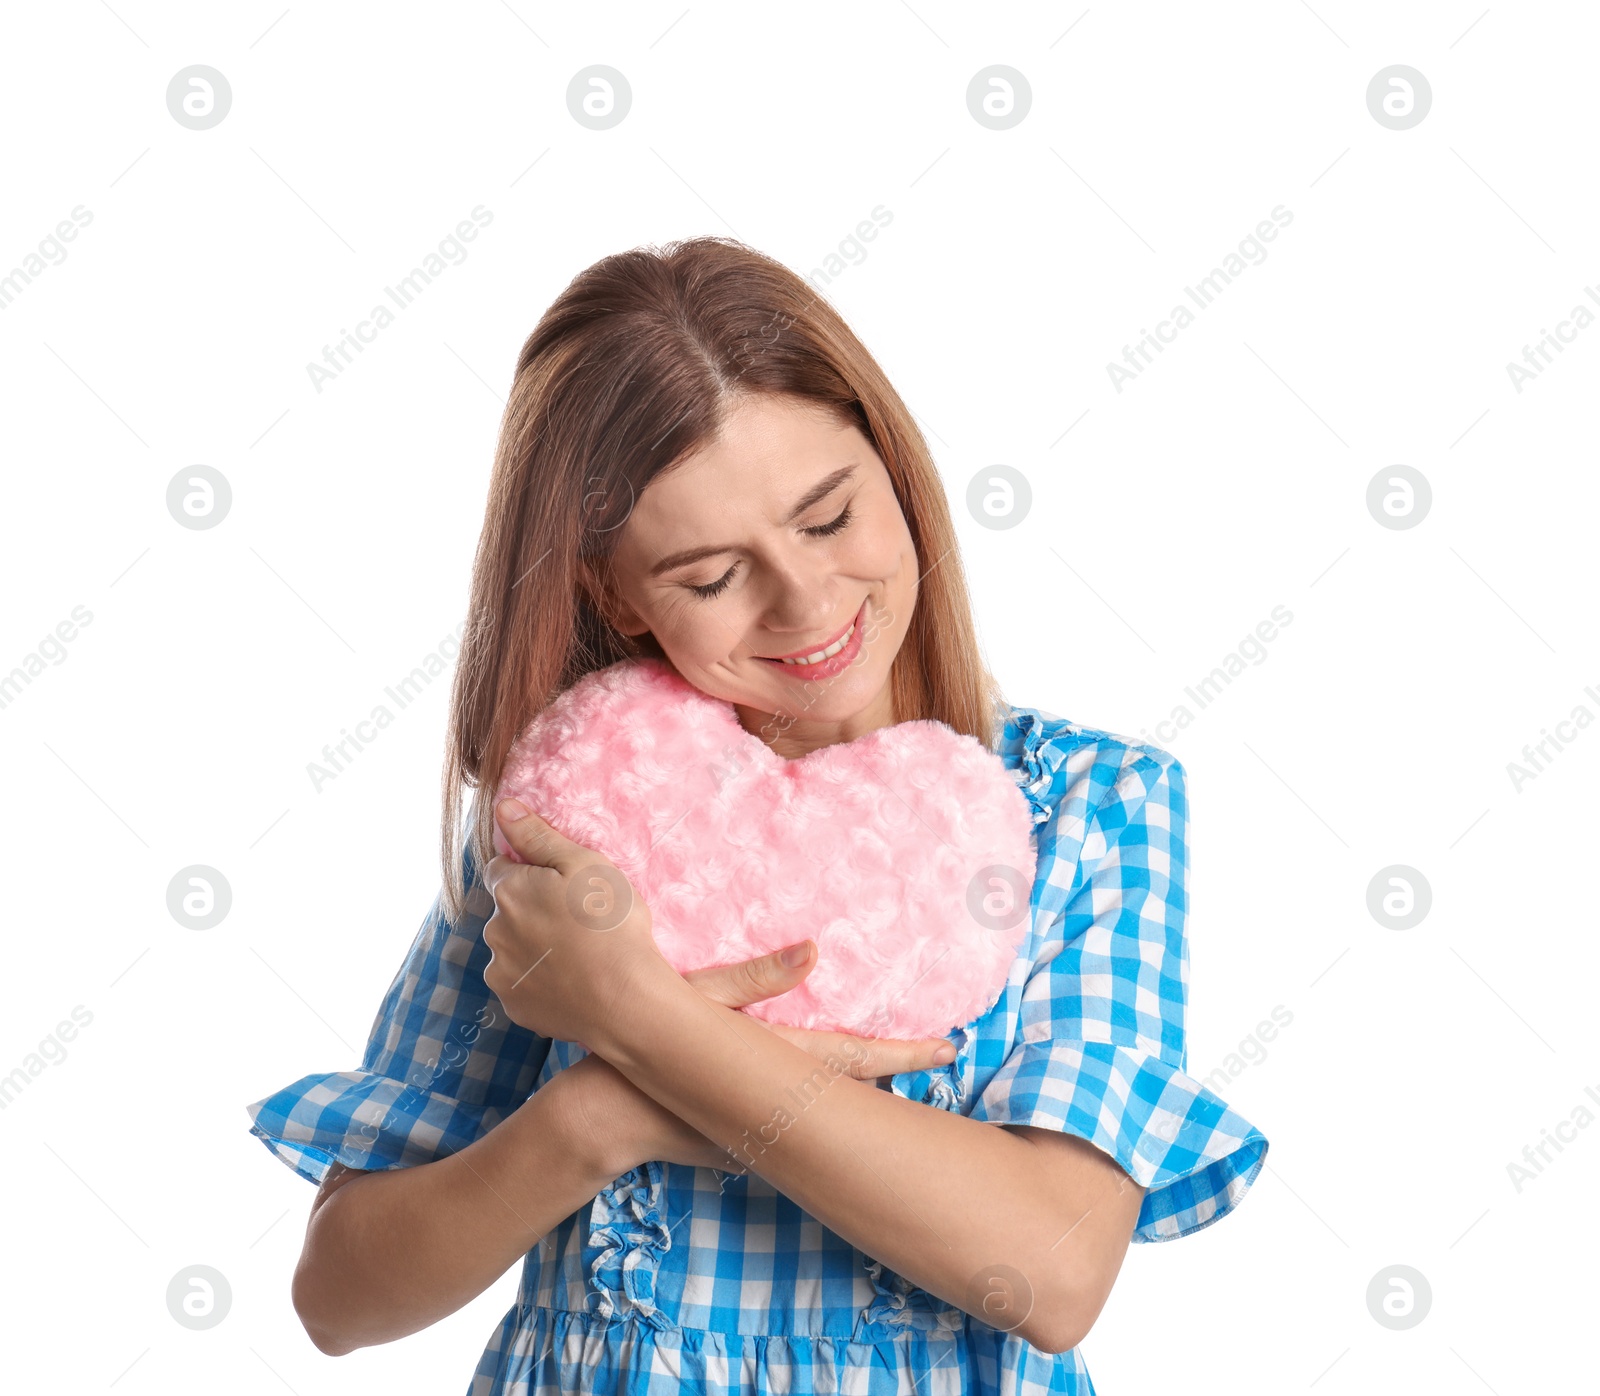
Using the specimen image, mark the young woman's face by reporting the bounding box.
[598,393,920,755]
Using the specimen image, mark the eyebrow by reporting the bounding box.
[647,464,858,578]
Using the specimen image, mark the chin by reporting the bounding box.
[756,657,884,715]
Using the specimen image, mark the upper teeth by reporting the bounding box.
[779,620,855,665]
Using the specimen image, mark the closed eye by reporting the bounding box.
[684,503,855,600]
[801,502,853,539]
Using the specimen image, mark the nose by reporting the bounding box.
[763,587,839,636]
[751,534,850,643]
[758,554,839,636]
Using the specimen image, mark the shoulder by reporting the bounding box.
[994,701,1190,925]
[995,700,1187,832]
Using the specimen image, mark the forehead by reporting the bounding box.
[629,398,866,532]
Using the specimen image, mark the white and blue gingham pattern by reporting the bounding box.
[245,700,1269,1394]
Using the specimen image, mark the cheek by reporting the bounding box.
[647,594,723,653]
[848,508,913,578]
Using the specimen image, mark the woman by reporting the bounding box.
[245,235,1268,1394]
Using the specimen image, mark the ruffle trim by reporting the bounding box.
[968,1039,1270,1243]
[1005,708,1075,830]
[475,1301,1086,1394]
[243,1069,506,1188]
[859,1257,968,1333]
[585,1160,675,1329]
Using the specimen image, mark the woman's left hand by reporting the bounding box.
[681,945,960,1079]
[481,798,666,1044]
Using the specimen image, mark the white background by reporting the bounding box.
[2,1,1594,1391]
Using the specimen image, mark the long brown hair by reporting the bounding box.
[440,235,1004,922]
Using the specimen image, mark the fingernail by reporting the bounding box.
[932,1043,956,1064]
[498,798,528,820]
[780,941,811,968]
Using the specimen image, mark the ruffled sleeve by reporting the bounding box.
[971,728,1268,1242]
[244,828,553,1187]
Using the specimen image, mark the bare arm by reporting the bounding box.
[291,1058,626,1356]
[591,966,1143,1356]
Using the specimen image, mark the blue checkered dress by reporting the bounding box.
[246,700,1269,1394]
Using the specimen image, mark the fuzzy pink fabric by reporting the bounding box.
[492,657,1037,1039]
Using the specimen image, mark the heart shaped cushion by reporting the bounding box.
[491,657,1037,1040]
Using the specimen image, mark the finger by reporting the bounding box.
[481,848,551,902]
[494,798,583,874]
[834,1032,957,1079]
[758,1023,952,1080]
[481,852,521,899]
[681,939,815,1008]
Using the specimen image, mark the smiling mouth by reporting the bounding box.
[758,600,866,666]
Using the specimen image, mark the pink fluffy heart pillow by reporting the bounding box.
[491,657,1037,1040]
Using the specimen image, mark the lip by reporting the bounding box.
[758,599,868,677]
